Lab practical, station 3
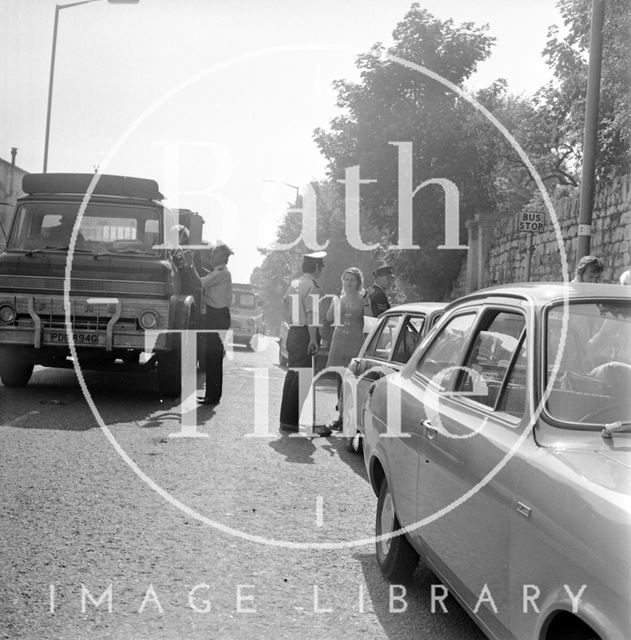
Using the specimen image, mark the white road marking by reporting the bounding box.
[316,496,323,527]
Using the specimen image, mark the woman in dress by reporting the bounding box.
[325,267,366,430]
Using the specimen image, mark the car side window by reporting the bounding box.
[392,315,426,364]
[415,312,477,390]
[496,339,527,417]
[364,314,403,360]
[457,311,526,409]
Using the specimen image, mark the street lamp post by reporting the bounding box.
[262,179,300,205]
[42,0,139,173]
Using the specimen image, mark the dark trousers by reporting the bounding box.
[280,326,312,426]
[202,306,230,403]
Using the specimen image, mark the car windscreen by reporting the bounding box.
[8,202,161,255]
[232,292,256,309]
[545,300,631,427]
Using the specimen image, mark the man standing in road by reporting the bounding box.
[193,242,234,406]
[366,264,396,317]
[279,251,330,436]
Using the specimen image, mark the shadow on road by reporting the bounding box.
[320,434,368,482]
[0,366,202,431]
[267,431,317,464]
[353,551,485,640]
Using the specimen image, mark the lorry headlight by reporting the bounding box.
[138,310,158,330]
[0,304,15,324]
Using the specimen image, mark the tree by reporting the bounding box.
[314,4,506,300]
[540,0,631,180]
[251,182,385,335]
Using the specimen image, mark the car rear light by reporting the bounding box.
[0,304,15,324]
[138,309,158,330]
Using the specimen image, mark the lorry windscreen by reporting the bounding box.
[8,202,162,254]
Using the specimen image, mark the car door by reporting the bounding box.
[412,305,530,637]
[391,314,427,365]
[350,313,404,431]
[388,311,479,531]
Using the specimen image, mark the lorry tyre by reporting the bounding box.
[0,348,34,387]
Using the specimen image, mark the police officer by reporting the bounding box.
[197,242,234,405]
[366,264,396,316]
[174,241,234,406]
[279,251,330,435]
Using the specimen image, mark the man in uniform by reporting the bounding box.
[279,251,331,436]
[366,264,396,317]
[173,241,234,406]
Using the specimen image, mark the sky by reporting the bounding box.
[1,0,563,281]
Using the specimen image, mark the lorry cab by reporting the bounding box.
[0,173,203,395]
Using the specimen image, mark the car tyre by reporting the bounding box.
[375,478,419,582]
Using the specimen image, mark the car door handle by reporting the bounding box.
[421,419,437,440]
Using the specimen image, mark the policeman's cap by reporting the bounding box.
[373,264,395,277]
[213,240,234,256]
[303,250,326,265]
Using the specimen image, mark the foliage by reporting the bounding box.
[253,0,631,312]
[250,183,384,334]
[313,4,504,300]
[539,0,631,180]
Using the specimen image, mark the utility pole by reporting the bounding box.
[577,0,605,260]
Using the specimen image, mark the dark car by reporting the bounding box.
[363,283,631,640]
[341,302,445,451]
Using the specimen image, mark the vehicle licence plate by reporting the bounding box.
[47,330,104,345]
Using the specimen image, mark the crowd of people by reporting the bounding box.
[172,240,629,431]
[278,252,398,436]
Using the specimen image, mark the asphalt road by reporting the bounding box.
[0,339,485,640]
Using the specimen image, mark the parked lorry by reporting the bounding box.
[0,173,203,395]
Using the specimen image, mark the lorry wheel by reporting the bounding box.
[0,360,34,387]
[157,337,181,397]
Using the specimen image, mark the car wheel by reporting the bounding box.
[375,478,419,582]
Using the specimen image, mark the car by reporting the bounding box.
[341,302,446,452]
[230,284,266,349]
[362,283,631,640]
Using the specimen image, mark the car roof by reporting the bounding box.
[445,282,631,311]
[382,301,447,315]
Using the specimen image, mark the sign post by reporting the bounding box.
[519,212,545,281]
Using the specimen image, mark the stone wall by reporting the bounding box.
[451,174,631,297]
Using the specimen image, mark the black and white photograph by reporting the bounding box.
[1,1,630,639]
